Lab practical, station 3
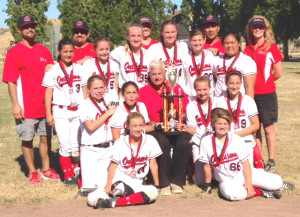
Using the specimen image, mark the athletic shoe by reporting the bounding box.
[171,183,183,194]
[29,171,41,185]
[260,189,282,199]
[77,188,97,197]
[64,177,77,187]
[160,186,171,196]
[94,198,117,209]
[265,160,276,173]
[41,168,60,180]
[281,181,295,191]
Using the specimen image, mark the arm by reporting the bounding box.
[45,87,54,128]
[112,128,121,142]
[145,122,155,133]
[273,61,283,81]
[84,107,117,132]
[203,163,212,184]
[104,161,118,195]
[241,160,255,199]
[8,82,24,120]
[150,158,160,187]
[235,115,260,138]
[244,74,256,99]
[206,47,219,56]
[181,124,196,135]
[82,86,89,99]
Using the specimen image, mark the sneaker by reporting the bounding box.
[77,188,97,197]
[260,189,282,199]
[265,160,276,173]
[160,186,171,196]
[41,168,60,180]
[94,198,117,209]
[281,181,295,191]
[64,177,77,187]
[29,171,41,185]
[171,183,183,194]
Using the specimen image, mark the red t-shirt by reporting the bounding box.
[203,38,225,55]
[142,38,159,50]
[244,43,284,94]
[138,83,189,123]
[2,42,54,119]
[73,43,97,63]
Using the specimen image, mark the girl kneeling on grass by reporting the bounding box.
[87,112,161,208]
[199,108,285,200]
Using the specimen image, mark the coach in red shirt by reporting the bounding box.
[138,60,191,195]
[2,16,60,185]
[72,20,96,64]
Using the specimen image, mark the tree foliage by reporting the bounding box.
[58,0,172,46]
[5,0,51,44]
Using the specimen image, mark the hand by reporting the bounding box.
[45,64,53,72]
[76,57,92,65]
[104,184,112,195]
[176,123,183,131]
[207,47,219,56]
[13,104,24,120]
[106,106,118,116]
[46,114,55,128]
[245,184,255,199]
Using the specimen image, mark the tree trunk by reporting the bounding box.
[283,39,289,61]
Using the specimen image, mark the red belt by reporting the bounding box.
[58,105,78,111]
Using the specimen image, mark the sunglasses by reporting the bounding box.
[72,29,88,35]
[251,25,265,30]
[20,24,36,30]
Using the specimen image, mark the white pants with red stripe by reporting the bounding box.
[53,106,80,157]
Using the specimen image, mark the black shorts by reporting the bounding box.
[254,92,278,125]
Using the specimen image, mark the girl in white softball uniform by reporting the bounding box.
[79,75,117,194]
[110,23,151,89]
[81,37,119,103]
[43,39,84,186]
[182,29,216,97]
[214,70,264,169]
[87,112,162,208]
[199,108,283,201]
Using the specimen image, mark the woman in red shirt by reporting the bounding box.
[244,15,284,172]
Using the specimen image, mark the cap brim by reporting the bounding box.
[18,22,38,28]
[72,27,89,31]
[203,21,219,25]
[140,21,152,25]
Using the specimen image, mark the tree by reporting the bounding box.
[5,0,51,44]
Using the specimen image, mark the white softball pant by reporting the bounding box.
[53,106,80,157]
[219,168,283,201]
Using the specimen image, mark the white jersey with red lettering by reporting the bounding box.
[42,62,84,106]
[110,46,150,89]
[199,132,251,182]
[147,41,189,93]
[214,93,258,147]
[213,52,257,97]
[110,101,150,135]
[110,134,162,180]
[183,50,216,97]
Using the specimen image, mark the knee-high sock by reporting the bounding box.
[253,144,264,169]
[60,156,72,180]
[116,192,149,207]
[254,188,262,197]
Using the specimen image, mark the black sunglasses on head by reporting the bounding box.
[72,29,88,35]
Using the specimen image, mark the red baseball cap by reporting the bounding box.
[17,16,38,28]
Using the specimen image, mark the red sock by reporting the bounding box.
[253,144,264,169]
[116,192,147,207]
[60,156,72,180]
[254,188,262,197]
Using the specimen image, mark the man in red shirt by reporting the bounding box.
[72,20,96,64]
[2,16,60,185]
[137,15,159,50]
[203,15,225,55]
[138,60,191,195]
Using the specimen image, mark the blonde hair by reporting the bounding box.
[211,108,232,130]
[124,112,145,135]
[193,76,211,88]
[124,23,143,54]
[87,75,106,90]
[246,15,276,51]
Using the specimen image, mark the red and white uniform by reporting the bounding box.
[183,50,216,97]
[2,42,54,119]
[186,97,215,162]
[199,132,283,201]
[73,43,97,63]
[110,102,150,135]
[79,97,113,189]
[110,46,150,89]
[203,38,225,55]
[42,62,84,156]
[244,43,284,95]
[147,41,189,93]
[81,58,119,103]
[213,52,257,97]
[142,38,159,50]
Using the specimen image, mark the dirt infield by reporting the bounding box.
[1,197,299,217]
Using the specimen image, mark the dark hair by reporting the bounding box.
[124,112,145,135]
[194,76,211,88]
[93,36,111,49]
[121,81,139,95]
[87,75,106,90]
[159,20,178,42]
[189,28,205,41]
[225,70,242,83]
[222,32,241,44]
[57,38,74,62]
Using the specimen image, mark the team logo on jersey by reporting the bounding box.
[232,109,246,117]
[57,75,81,87]
[122,156,148,176]
[40,57,46,62]
[210,152,238,167]
[195,115,206,127]
[124,62,148,73]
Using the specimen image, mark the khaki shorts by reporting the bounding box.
[16,118,52,141]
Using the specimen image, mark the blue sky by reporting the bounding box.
[0,0,183,28]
